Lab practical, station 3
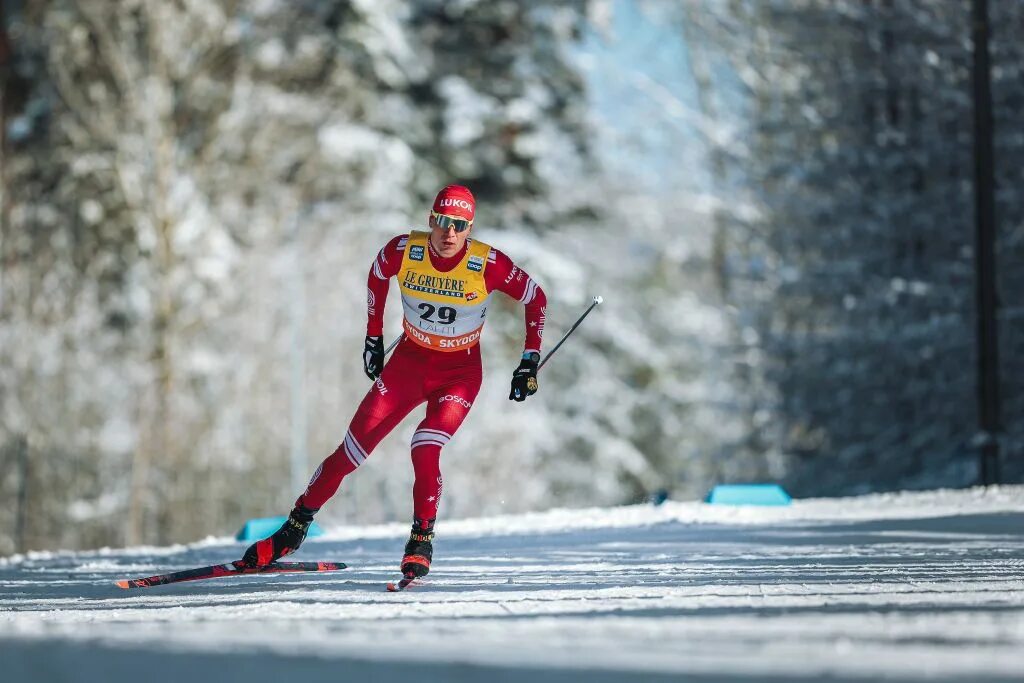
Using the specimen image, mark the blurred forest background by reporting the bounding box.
[1,0,1021,554]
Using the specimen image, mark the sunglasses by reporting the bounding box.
[431,211,473,233]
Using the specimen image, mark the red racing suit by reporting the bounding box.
[296,233,546,521]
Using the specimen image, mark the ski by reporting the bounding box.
[385,572,421,592]
[115,559,347,589]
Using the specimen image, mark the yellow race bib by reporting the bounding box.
[397,231,491,351]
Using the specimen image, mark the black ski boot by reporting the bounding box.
[242,506,317,567]
[400,518,435,578]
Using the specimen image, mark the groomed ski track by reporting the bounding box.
[2,486,1023,682]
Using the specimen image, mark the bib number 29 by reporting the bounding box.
[418,303,456,325]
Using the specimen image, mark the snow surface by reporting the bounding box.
[2,486,1023,682]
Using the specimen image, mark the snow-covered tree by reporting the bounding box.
[0,0,604,551]
[677,0,1024,493]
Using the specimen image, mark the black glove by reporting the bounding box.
[363,335,384,381]
[509,352,540,402]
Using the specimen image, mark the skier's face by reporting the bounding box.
[429,213,472,258]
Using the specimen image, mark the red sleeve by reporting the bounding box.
[485,248,547,354]
[366,234,407,336]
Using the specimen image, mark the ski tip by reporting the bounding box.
[115,580,130,589]
[386,582,397,592]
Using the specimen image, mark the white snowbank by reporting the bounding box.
[1,485,1022,682]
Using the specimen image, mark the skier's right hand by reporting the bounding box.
[363,335,385,380]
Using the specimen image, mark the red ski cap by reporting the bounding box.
[432,184,475,222]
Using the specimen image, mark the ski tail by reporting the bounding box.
[116,560,346,589]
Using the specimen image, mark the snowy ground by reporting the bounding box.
[2,486,1023,683]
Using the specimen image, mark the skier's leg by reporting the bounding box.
[297,355,425,511]
[244,347,425,566]
[411,378,481,518]
[401,355,482,577]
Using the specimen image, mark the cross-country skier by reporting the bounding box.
[243,185,547,580]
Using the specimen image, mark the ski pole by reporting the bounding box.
[385,334,403,355]
[539,295,603,370]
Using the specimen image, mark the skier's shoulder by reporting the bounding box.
[479,241,511,271]
[477,241,519,290]
[373,234,414,277]
[463,235,501,264]
[380,233,413,254]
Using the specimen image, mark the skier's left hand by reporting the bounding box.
[509,352,540,401]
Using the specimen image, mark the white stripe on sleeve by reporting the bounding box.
[519,279,537,304]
